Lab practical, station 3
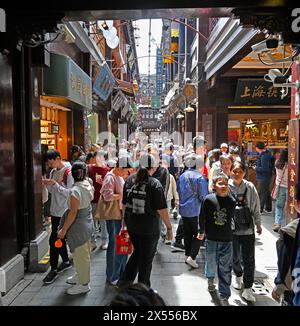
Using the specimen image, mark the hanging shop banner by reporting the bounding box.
[112,90,127,112]
[93,63,116,101]
[287,119,300,220]
[162,19,172,63]
[43,52,92,110]
[234,79,290,105]
[151,95,161,109]
[156,48,163,95]
[138,108,160,129]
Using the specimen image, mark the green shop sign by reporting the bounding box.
[43,52,92,110]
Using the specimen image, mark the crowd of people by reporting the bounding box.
[40,136,300,306]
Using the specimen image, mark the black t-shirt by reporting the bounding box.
[152,165,168,191]
[123,174,167,235]
[199,193,236,242]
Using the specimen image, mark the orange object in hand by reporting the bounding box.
[54,239,63,248]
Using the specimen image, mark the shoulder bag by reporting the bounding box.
[95,174,121,220]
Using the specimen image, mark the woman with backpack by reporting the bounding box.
[228,161,262,303]
[119,153,173,288]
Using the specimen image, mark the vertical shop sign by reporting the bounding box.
[287,119,300,220]
[156,48,163,95]
[84,110,89,153]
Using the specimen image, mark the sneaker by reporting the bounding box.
[106,279,118,286]
[242,288,256,302]
[186,256,199,268]
[66,284,90,295]
[57,261,72,274]
[171,242,185,252]
[66,274,78,285]
[207,278,216,292]
[272,224,281,232]
[165,239,172,245]
[101,243,108,250]
[43,269,58,284]
[232,276,243,290]
[220,297,230,306]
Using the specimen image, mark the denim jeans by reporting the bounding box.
[275,186,287,225]
[106,220,128,283]
[205,239,233,299]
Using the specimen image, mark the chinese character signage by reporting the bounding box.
[287,119,300,220]
[234,79,290,105]
[44,53,92,110]
[138,108,160,129]
[156,48,163,95]
[291,63,300,118]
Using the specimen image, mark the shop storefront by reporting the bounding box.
[42,52,92,159]
[227,78,291,185]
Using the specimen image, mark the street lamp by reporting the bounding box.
[183,102,195,113]
[176,112,185,119]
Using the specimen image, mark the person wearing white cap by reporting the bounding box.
[220,143,228,155]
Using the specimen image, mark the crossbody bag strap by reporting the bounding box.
[278,164,287,187]
[185,174,199,199]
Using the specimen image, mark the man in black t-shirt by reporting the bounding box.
[198,173,236,306]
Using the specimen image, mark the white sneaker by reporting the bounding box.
[66,284,91,295]
[233,276,243,290]
[101,243,108,250]
[164,239,172,245]
[186,256,199,268]
[66,274,78,285]
[242,288,256,302]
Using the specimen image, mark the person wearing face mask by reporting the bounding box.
[198,173,236,306]
[228,161,262,303]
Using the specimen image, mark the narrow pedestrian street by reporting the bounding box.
[2,210,279,306]
[1,3,299,310]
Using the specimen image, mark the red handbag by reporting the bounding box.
[116,229,133,255]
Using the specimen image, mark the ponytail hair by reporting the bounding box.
[135,167,149,186]
[134,154,155,186]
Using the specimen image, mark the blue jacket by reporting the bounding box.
[256,150,273,181]
[177,169,208,217]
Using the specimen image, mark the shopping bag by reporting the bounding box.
[271,184,279,201]
[116,229,133,255]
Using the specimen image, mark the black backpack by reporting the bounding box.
[232,188,253,231]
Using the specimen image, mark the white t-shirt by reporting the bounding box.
[68,179,94,209]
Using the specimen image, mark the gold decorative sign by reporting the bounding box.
[287,119,299,220]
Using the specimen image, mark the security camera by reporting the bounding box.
[266,69,288,84]
[251,38,279,53]
[265,68,299,90]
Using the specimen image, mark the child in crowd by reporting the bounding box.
[198,173,236,306]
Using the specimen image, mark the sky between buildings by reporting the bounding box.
[135,19,162,75]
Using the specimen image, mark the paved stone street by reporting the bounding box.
[2,211,280,306]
